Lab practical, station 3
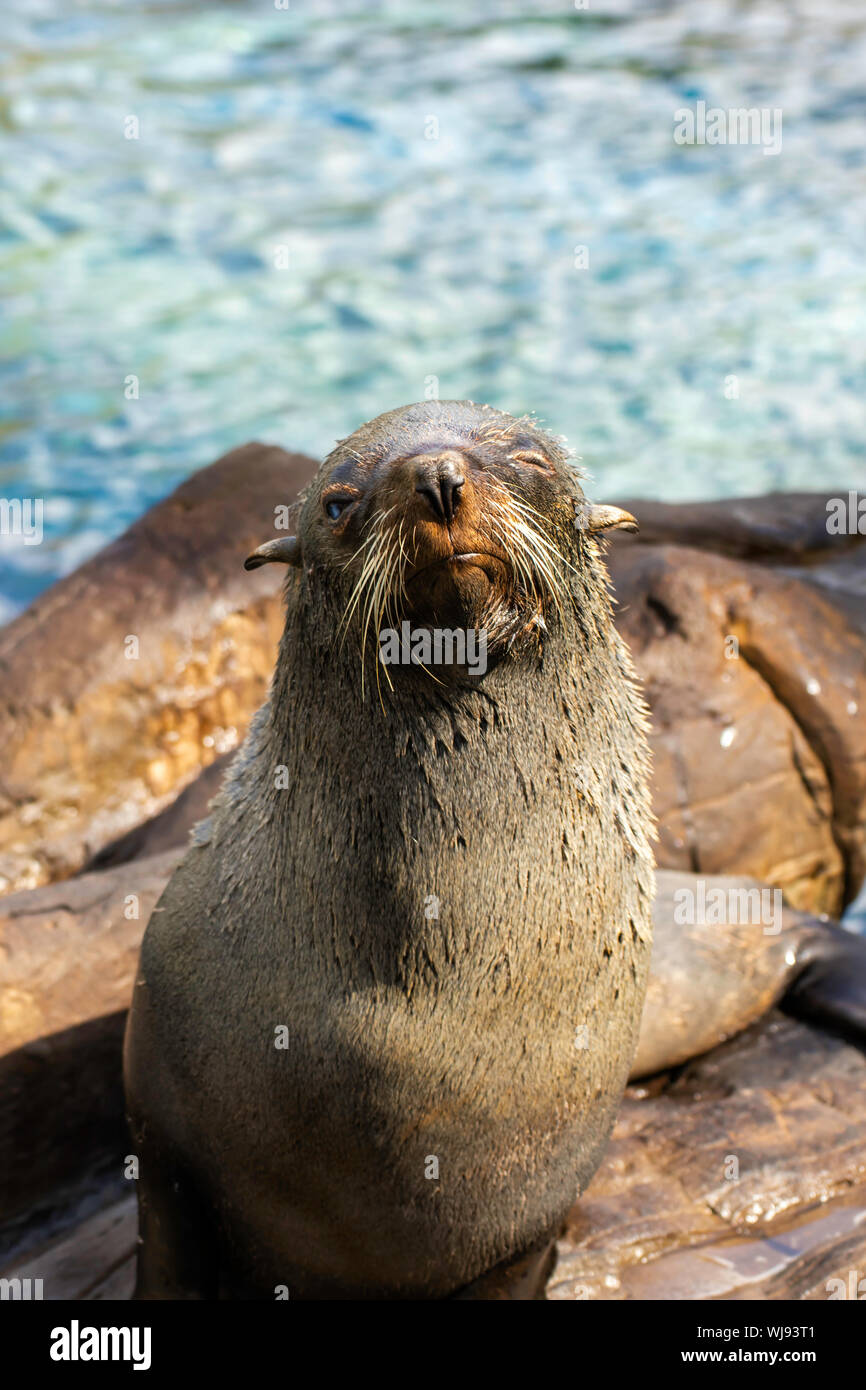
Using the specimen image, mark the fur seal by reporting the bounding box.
[124,399,655,1299]
[123,401,866,1300]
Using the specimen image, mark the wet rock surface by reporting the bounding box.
[550,1014,866,1301]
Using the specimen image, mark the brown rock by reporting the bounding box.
[83,750,232,871]
[613,491,863,563]
[0,1013,130,1256]
[0,444,317,895]
[608,493,866,914]
[549,1014,866,1300]
[0,850,179,1055]
[0,852,179,1243]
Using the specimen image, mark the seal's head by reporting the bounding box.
[245,400,637,676]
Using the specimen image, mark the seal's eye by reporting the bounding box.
[324,496,353,522]
[509,450,552,472]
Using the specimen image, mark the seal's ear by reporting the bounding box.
[579,503,639,535]
[244,536,302,570]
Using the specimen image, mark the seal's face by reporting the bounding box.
[246,401,637,671]
[320,418,582,644]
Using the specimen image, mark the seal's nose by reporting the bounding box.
[412,453,466,525]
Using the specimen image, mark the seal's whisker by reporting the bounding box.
[357,521,403,702]
[502,493,580,575]
[508,518,570,599]
[394,518,411,610]
[340,544,380,639]
[481,485,571,621]
[339,507,398,640]
[340,505,399,579]
[486,514,540,607]
[503,501,572,594]
[342,507,422,701]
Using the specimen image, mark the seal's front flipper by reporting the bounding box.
[634,871,866,1080]
[781,921,866,1046]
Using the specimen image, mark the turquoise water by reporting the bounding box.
[1,0,866,615]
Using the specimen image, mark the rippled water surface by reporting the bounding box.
[1,0,865,612]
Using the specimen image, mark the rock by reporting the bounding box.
[0,443,317,896]
[0,852,178,1245]
[0,1014,130,1259]
[0,1195,136,1301]
[609,492,866,915]
[612,491,863,563]
[549,1013,866,1300]
[83,750,232,871]
[0,850,179,1055]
